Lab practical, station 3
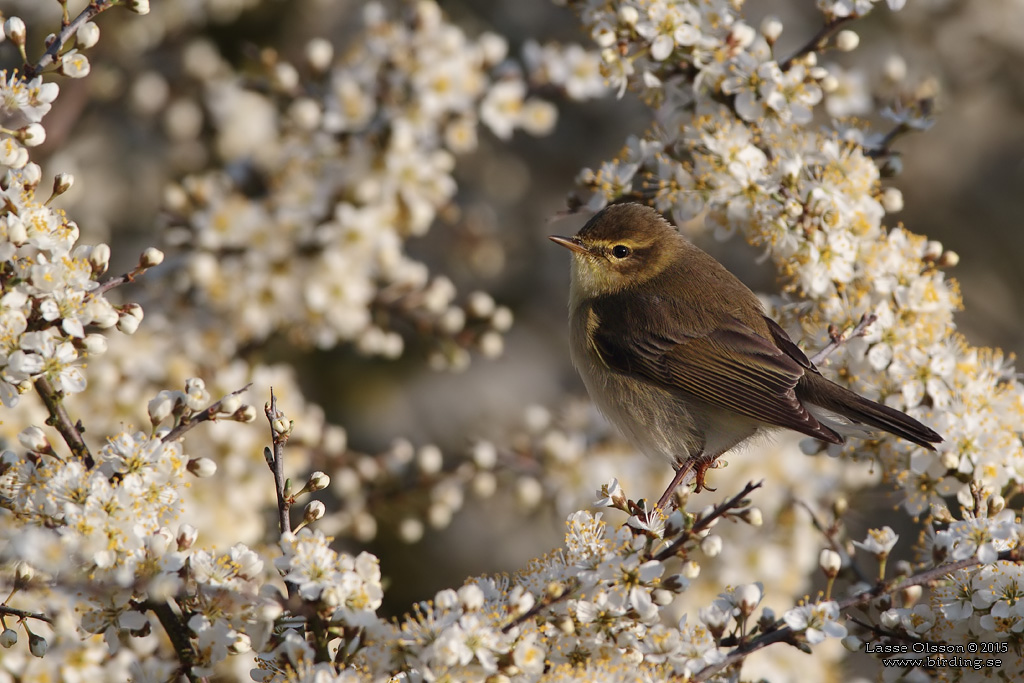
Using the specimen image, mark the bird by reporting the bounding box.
[549,202,942,509]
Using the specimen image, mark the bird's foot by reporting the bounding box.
[692,459,717,493]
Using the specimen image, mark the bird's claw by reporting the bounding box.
[693,459,717,493]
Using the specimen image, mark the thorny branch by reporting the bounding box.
[810,313,877,366]
[25,0,119,78]
[160,384,253,444]
[693,547,1024,681]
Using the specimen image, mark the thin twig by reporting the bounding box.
[0,604,54,625]
[94,268,141,296]
[779,16,855,71]
[809,313,877,365]
[864,123,911,159]
[693,547,1024,681]
[147,599,205,683]
[160,384,253,444]
[795,499,870,585]
[652,481,763,563]
[500,579,578,634]
[24,0,118,77]
[265,390,292,538]
[33,376,93,468]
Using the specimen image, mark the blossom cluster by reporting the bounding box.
[160,1,553,364]
[0,0,1022,681]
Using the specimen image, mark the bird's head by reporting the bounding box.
[549,203,679,301]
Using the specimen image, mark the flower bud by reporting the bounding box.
[739,506,762,526]
[491,306,513,332]
[938,250,959,268]
[467,291,496,318]
[832,496,848,517]
[148,390,178,425]
[236,405,258,422]
[15,561,34,585]
[127,0,151,15]
[516,476,543,509]
[187,457,217,478]
[819,549,842,578]
[4,17,26,47]
[303,500,325,523]
[988,494,1006,517]
[177,523,198,550]
[18,426,49,452]
[305,37,333,72]
[459,584,485,610]
[77,22,100,49]
[731,23,756,49]
[28,633,47,658]
[7,217,27,245]
[398,517,424,543]
[140,247,164,268]
[52,173,74,196]
[884,54,907,82]
[20,124,46,147]
[307,471,330,492]
[471,441,498,470]
[835,30,859,52]
[881,187,903,213]
[0,629,17,648]
[217,394,241,416]
[760,16,783,43]
[900,584,922,609]
[738,584,763,615]
[117,304,144,335]
[416,444,443,475]
[89,243,111,273]
[700,535,722,557]
[652,588,674,606]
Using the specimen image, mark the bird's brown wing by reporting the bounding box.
[589,301,842,443]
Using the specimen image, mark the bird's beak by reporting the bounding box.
[548,235,590,255]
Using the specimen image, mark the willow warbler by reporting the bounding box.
[550,203,942,509]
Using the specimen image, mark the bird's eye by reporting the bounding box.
[611,244,632,259]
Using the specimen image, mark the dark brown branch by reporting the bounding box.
[652,481,763,563]
[780,16,855,71]
[693,547,1024,681]
[0,604,54,625]
[265,390,293,539]
[147,600,205,683]
[160,384,252,444]
[33,376,93,468]
[795,499,870,585]
[809,313,876,366]
[865,123,912,159]
[94,268,141,296]
[25,0,118,78]
[500,579,578,634]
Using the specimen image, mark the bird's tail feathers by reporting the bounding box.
[803,380,942,450]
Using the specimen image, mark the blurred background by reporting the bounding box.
[3,0,1023,643]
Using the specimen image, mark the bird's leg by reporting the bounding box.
[655,462,693,511]
[656,455,723,511]
[692,458,718,493]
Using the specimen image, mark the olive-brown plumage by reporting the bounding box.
[550,202,942,507]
